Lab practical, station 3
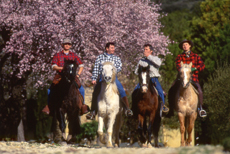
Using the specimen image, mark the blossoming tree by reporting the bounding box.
[0,0,169,139]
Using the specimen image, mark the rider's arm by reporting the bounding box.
[176,54,182,71]
[146,55,162,68]
[77,67,83,77]
[52,65,63,71]
[51,53,63,71]
[91,56,101,81]
[115,57,122,73]
[196,55,205,72]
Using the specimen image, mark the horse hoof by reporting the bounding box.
[114,144,118,148]
[142,141,148,148]
[62,133,67,140]
[147,143,153,148]
[98,132,106,144]
[67,135,72,142]
[107,143,114,148]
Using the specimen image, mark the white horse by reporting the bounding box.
[97,62,123,147]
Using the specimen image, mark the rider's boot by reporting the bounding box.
[42,105,50,115]
[195,82,207,118]
[162,90,169,113]
[121,96,133,117]
[86,82,101,120]
[162,104,169,113]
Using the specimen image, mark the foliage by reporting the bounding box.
[160,10,197,42]
[0,0,169,89]
[25,88,52,141]
[188,0,230,73]
[201,63,230,144]
[0,0,169,140]
[222,137,230,152]
[76,121,98,143]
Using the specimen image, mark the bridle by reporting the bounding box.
[64,64,75,83]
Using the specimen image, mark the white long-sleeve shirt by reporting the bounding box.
[135,55,162,77]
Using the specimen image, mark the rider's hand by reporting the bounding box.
[92,80,96,85]
[191,67,197,72]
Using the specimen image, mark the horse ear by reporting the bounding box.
[180,61,183,67]
[189,62,193,67]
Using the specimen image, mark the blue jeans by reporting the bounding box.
[48,85,85,104]
[99,76,126,98]
[134,77,165,105]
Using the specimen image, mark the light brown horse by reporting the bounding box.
[175,61,198,146]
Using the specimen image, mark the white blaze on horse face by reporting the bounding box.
[102,65,113,83]
[182,67,190,88]
[141,72,148,93]
[69,64,74,74]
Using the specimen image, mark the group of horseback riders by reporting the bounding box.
[42,38,207,118]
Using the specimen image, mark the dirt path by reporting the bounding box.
[0,141,226,154]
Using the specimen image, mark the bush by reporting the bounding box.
[222,137,230,151]
[201,63,230,144]
[76,121,98,143]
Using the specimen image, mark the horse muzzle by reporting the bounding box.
[182,81,190,88]
[141,85,148,93]
[104,76,112,83]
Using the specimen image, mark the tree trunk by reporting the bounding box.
[17,119,25,141]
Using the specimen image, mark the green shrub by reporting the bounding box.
[76,121,98,143]
[202,63,230,144]
[222,137,230,151]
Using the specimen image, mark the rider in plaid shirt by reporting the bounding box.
[86,42,133,120]
[42,38,86,115]
[91,52,122,81]
[168,39,207,118]
[176,50,205,82]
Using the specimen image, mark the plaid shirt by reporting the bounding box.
[176,51,205,82]
[91,52,122,81]
[52,50,83,72]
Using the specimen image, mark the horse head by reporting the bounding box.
[179,61,193,88]
[138,64,150,93]
[62,59,77,82]
[101,62,117,84]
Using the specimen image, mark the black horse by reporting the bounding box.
[49,59,81,142]
[131,65,162,147]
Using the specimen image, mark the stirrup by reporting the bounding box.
[86,111,96,120]
[125,109,133,117]
[199,109,207,118]
[162,105,169,113]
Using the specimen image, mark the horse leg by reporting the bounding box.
[152,111,161,148]
[178,112,185,146]
[138,114,146,145]
[56,108,66,140]
[186,113,197,146]
[106,113,116,148]
[113,111,122,147]
[97,116,106,144]
[147,112,157,148]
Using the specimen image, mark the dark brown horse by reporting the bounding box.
[132,65,161,147]
[49,59,81,142]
